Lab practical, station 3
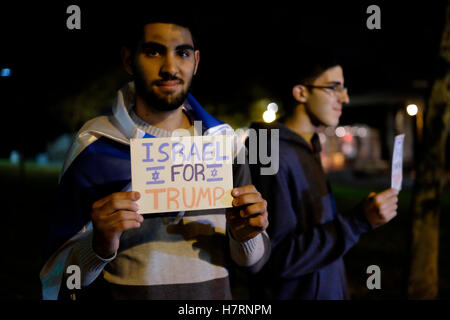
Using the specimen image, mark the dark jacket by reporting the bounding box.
[247,121,373,300]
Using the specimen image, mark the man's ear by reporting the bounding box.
[292,85,308,103]
[193,50,200,75]
[121,47,134,76]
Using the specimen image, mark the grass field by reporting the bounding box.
[0,160,448,299]
[0,160,61,299]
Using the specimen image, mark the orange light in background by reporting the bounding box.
[332,152,346,169]
[320,152,329,171]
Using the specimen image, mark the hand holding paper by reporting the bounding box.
[362,134,403,228]
[91,191,143,259]
[226,184,269,242]
[363,188,398,228]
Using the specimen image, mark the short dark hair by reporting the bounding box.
[291,52,340,85]
[279,49,342,118]
[120,5,200,57]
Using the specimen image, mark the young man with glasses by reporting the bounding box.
[247,52,399,299]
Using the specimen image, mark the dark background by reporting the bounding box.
[0,1,446,156]
[0,1,448,300]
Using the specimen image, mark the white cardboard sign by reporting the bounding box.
[391,134,405,191]
[130,135,234,214]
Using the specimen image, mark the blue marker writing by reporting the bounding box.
[158,142,170,162]
[142,142,154,162]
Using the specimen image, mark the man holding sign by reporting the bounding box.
[40,9,269,300]
[248,52,399,300]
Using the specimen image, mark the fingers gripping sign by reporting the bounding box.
[226,184,269,242]
[364,188,399,228]
[91,191,144,258]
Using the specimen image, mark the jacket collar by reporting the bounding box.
[112,82,226,140]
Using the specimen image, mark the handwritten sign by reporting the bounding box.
[391,134,405,191]
[130,135,234,214]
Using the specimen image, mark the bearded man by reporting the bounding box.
[40,12,270,300]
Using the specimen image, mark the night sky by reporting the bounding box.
[0,1,446,156]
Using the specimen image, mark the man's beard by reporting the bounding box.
[133,68,192,112]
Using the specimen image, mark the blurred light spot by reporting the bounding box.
[357,127,368,138]
[342,142,356,158]
[1,68,11,77]
[36,153,49,165]
[267,102,278,113]
[335,126,346,138]
[406,104,418,116]
[350,126,359,135]
[263,110,276,123]
[318,132,327,144]
[10,150,19,164]
[332,152,346,168]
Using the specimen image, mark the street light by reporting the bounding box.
[406,104,418,116]
[263,110,276,123]
[262,102,278,123]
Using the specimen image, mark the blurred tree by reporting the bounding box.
[56,67,128,133]
[407,2,450,299]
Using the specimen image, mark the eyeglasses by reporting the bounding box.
[302,84,348,97]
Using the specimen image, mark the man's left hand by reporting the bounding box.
[226,184,269,242]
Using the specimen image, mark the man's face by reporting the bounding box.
[304,65,350,127]
[130,23,199,111]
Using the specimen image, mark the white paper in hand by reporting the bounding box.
[391,134,405,191]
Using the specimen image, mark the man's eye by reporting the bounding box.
[330,85,342,92]
[178,50,191,58]
[144,50,160,57]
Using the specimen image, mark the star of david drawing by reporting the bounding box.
[152,170,160,181]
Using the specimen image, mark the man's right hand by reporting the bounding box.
[363,188,399,228]
[91,191,143,259]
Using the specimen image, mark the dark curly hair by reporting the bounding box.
[119,5,200,58]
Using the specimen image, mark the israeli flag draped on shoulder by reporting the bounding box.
[60,82,241,180]
[40,82,245,299]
